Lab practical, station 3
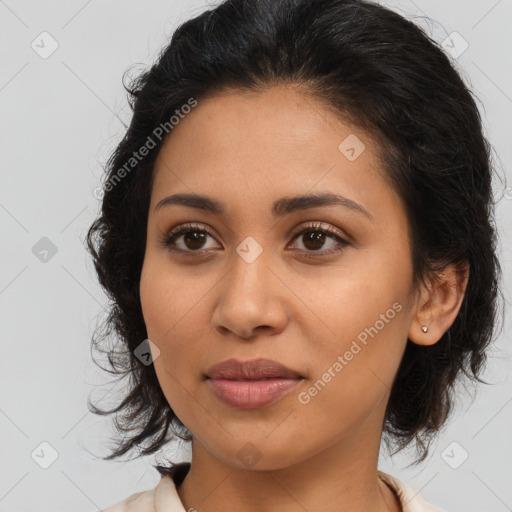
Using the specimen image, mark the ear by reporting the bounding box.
[408,261,470,346]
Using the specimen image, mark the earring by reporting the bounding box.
[421,325,428,333]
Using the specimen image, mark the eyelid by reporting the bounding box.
[289,221,349,242]
[168,222,216,238]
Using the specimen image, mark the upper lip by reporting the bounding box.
[206,358,303,380]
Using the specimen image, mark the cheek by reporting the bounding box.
[139,262,204,428]
[140,254,202,339]
[295,310,407,446]
[294,253,410,416]
[297,253,409,353]
[139,255,212,382]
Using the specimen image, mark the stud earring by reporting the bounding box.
[421,325,428,333]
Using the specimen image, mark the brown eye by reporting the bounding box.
[289,222,350,255]
[301,230,328,250]
[180,230,208,250]
[160,223,219,253]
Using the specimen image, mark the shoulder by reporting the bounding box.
[378,471,447,512]
[101,471,187,512]
[101,486,157,512]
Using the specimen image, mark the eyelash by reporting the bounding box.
[159,221,351,257]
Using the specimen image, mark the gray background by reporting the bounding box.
[1,1,511,511]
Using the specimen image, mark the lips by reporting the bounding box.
[205,358,304,409]
[205,358,303,380]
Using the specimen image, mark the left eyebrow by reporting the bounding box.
[154,192,374,221]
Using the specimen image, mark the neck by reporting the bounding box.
[176,418,402,512]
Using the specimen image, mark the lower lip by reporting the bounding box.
[207,377,303,409]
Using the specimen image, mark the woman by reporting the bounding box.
[86,0,503,510]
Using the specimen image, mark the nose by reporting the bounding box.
[211,249,289,340]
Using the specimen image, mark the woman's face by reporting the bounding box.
[140,85,417,470]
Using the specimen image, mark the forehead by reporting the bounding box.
[150,85,403,225]
[156,85,379,163]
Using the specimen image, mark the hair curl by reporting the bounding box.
[85,0,504,468]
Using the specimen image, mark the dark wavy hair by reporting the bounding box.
[85,0,504,468]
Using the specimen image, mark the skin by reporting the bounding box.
[139,84,469,512]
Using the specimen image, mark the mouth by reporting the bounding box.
[218,377,286,381]
[205,357,303,380]
[206,377,304,409]
[205,358,304,409]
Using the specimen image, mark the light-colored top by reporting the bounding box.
[101,462,446,512]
